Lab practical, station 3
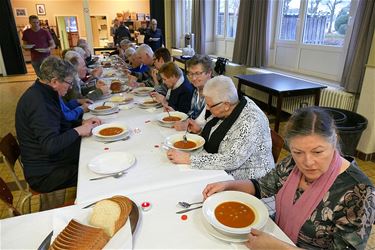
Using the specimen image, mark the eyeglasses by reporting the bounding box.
[62,79,74,86]
[207,102,223,109]
[187,71,206,78]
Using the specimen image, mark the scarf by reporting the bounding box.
[275,151,342,243]
[201,96,247,153]
[188,88,206,119]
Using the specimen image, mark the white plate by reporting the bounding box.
[157,111,188,125]
[93,131,130,142]
[200,213,248,243]
[110,95,134,104]
[92,123,128,139]
[164,133,205,151]
[34,48,50,53]
[23,44,35,49]
[133,87,154,96]
[89,102,117,114]
[88,151,136,174]
[202,191,269,236]
[98,93,113,100]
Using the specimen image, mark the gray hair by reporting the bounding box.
[64,50,82,61]
[120,39,131,46]
[125,47,135,58]
[136,44,154,57]
[39,56,76,82]
[203,75,238,104]
[285,106,339,151]
[73,47,86,58]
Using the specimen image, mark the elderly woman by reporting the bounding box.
[203,106,375,249]
[173,54,213,130]
[167,75,273,180]
[151,62,193,113]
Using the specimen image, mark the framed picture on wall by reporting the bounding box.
[15,8,27,17]
[36,4,46,16]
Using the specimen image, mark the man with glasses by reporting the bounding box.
[16,56,101,194]
[173,54,213,131]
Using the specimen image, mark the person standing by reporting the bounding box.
[145,19,164,52]
[22,15,55,77]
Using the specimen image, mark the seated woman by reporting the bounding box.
[167,75,274,180]
[202,106,375,249]
[151,62,193,114]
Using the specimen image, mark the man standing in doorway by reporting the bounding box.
[145,19,164,52]
[22,15,55,77]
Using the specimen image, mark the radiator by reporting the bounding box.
[245,87,355,114]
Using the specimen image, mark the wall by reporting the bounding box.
[11,0,149,40]
[357,32,375,155]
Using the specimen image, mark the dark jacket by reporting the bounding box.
[15,80,81,178]
[168,77,194,113]
[145,28,163,52]
[114,25,131,45]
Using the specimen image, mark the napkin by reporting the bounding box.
[52,205,132,249]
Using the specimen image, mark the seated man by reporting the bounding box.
[59,96,91,121]
[16,56,101,193]
[151,47,171,96]
[151,62,193,114]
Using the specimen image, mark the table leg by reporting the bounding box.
[267,94,272,115]
[237,80,242,96]
[274,96,283,133]
[314,90,322,106]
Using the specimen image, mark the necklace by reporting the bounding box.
[304,176,315,185]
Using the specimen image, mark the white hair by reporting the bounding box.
[64,50,82,61]
[136,44,154,57]
[125,47,135,58]
[203,75,238,104]
[73,47,86,58]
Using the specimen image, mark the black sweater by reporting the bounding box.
[15,80,81,178]
[168,77,194,114]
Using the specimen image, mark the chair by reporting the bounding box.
[0,133,69,213]
[271,129,284,163]
[0,133,33,214]
[0,177,21,216]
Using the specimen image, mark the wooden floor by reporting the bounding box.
[1,64,375,249]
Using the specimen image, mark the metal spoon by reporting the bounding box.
[178,201,203,208]
[103,135,130,144]
[89,170,127,181]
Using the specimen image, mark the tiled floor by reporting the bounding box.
[1,64,375,248]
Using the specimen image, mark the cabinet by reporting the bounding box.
[67,32,79,47]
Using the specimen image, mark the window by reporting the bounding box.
[183,0,192,34]
[278,0,354,47]
[272,0,358,81]
[215,0,240,38]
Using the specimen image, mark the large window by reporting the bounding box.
[215,0,240,38]
[272,0,357,81]
[184,0,192,34]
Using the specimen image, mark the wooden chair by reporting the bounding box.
[0,177,21,216]
[0,133,33,214]
[271,129,284,163]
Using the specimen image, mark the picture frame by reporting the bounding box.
[36,4,46,16]
[15,8,27,17]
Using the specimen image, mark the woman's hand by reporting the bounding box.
[166,149,191,164]
[151,68,159,83]
[187,119,202,134]
[163,105,174,112]
[245,229,297,250]
[202,181,232,199]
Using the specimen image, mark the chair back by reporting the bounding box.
[271,130,284,163]
[0,177,21,216]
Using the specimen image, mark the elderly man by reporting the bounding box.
[22,15,55,77]
[16,56,101,193]
[145,19,164,52]
[125,44,154,87]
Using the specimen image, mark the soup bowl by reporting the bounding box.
[157,111,188,125]
[133,87,154,96]
[88,102,117,114]
[202,191,269,236]
[92,123,128,139]
[164,133,205,151]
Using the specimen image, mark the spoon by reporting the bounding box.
[183,124,189,143]
[178,201,203,208]
[103,135,130,144]
[89,170,127,181]
[102,101,107,107]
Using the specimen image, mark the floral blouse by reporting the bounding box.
[190,97,274,180]
[256,155,375,249]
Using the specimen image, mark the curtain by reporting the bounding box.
[191,0,206,54]
[170,0,183,48]
[232,0,269,67]
[341,0,375,94]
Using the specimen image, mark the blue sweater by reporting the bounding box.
[59,97,83,121]
[168,77,194,113]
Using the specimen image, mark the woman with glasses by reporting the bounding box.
[15,56,102,193]
[173,54,213,131]
[166,75,274,180]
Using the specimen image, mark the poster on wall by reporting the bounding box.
[15,8,27,17]
[36,4,46,16]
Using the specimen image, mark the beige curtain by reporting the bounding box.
[341,0,375,94]
[232,0,269,67]
[191,0,206,54]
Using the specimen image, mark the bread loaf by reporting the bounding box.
[89,196,132,237]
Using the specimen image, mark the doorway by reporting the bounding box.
[56,16,79,50]
[90,16,109,47]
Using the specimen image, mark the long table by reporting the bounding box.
[1,66,294,249]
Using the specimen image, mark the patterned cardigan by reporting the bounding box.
[190,97,274,180]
